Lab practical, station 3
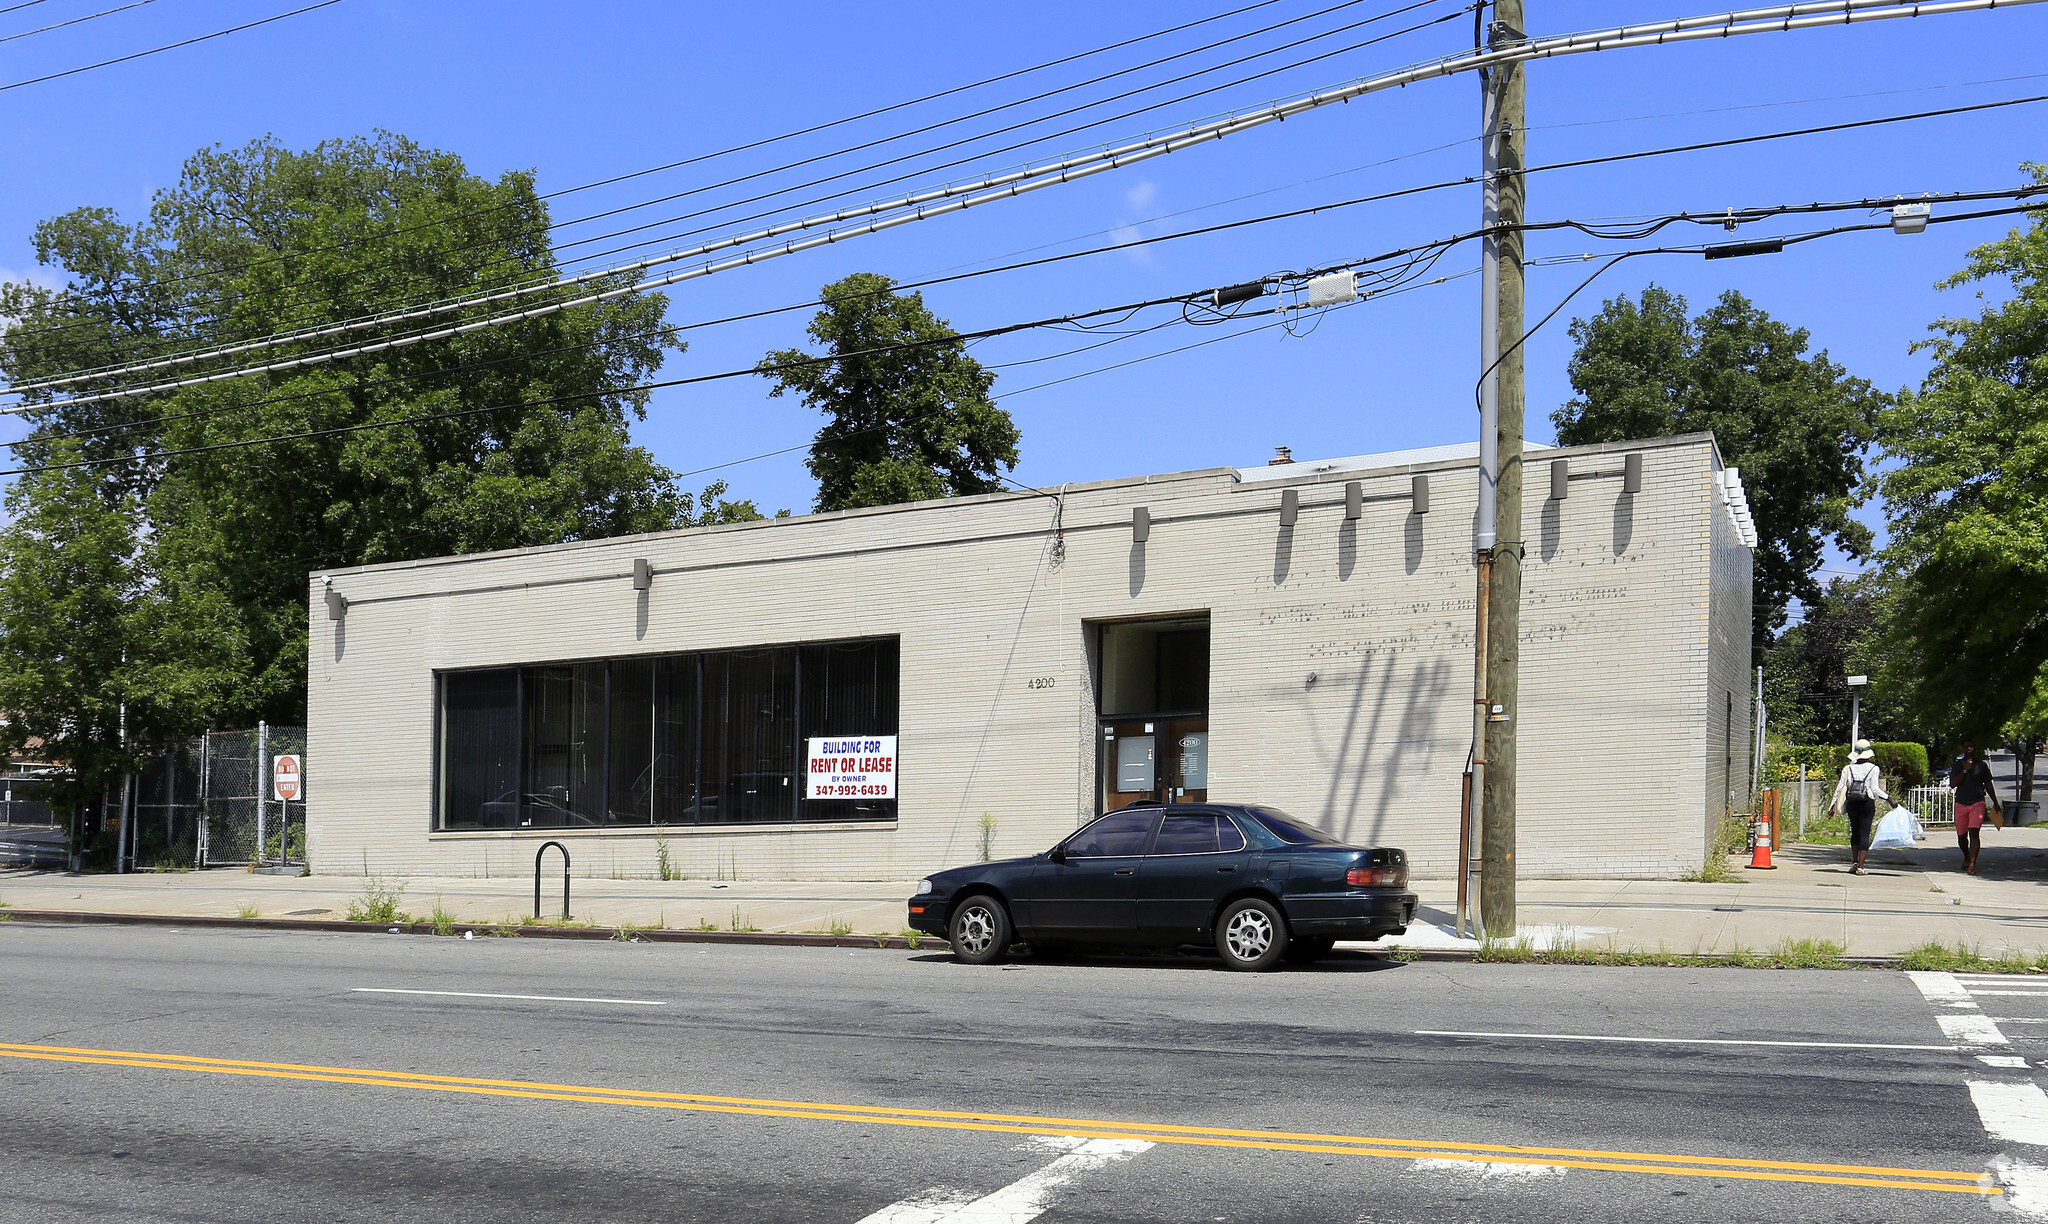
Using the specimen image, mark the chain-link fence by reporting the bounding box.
[0,769,59,827]
[191,726,306,867]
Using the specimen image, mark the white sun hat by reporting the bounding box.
[1851,739,1876,762]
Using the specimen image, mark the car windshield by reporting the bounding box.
[1244,806,1342,845]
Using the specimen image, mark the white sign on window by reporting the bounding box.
[807,736,897,800]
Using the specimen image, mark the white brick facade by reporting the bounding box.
[306,432,1751,881]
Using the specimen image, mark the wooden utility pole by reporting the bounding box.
[1479,0,1524,936]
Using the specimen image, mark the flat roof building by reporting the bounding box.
[307,431,1753,881]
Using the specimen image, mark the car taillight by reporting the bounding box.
[1347,866,1408,888]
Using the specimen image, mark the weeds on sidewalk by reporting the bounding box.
[900,928,923,950]
[728,907,758,933]
[429,895,457,937]
[1793,814,1852,847]
[1899,941,2048,974]
[1476,934,1850,970]
[694,917,719,932]
[655,837,680,882]
[1679,817,1750,883]
[344,875,409,925]
[235,902,260,920]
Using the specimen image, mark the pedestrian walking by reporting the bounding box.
[1829,740,1889,876]
[1950,740,1999,875]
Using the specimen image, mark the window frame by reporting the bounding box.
[431,634,898,833]
[1145,807,1249,858]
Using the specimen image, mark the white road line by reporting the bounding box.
[1964,991,2048,997]
[350,988,666,1006]
[1970,1081,2048,1147]
[1908,970,1979,1008]
[1941,1013,2014,1049]
[1415,1030,1952,1051]
[855,1136,1152,1224]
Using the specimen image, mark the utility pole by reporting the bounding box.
[1473,0,1525,937]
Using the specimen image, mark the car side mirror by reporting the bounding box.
[1049,846,1068,864]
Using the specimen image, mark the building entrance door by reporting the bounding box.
[1100,718,1208,807]
[1095,614,1210,811]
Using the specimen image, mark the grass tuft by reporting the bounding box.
[234,902,260,920]
[1898,941,2048,974]
[344,875,409,925]
[1475,931,1853,970]
[728,907,759,933]
[429,895,457,937]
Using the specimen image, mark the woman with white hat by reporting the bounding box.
[1829,740,1889,876]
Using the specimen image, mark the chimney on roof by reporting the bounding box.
[1268,446,1294,466]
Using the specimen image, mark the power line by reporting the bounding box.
[9,202,2039,482]
[0,0,57,14]
[4,0,1457,370]
[0,0,1337,350]
[17,85,2043,415]
[0,0,160,46]
[0,0,344,93]
[20,0,2038,398]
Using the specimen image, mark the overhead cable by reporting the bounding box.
[0,0,1319,346]
[5,0,1452,365]
[19,0,2024,397]
[14,88,2043,417]
[7,201,2039,481]
[0,0,345,93]
[0,0,160,46]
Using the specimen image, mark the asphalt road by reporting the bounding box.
[0,922,2034,1222]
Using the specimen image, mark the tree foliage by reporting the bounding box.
[1553,285,1887,648]
[0,132,739,796]
[759,272,1018,512]
[1760,578,1924,749]
[1878,173,2048,753]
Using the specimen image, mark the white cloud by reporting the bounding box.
[1124,181,1156,209]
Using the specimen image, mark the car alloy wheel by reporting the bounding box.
[949,896,1011,965]
[1215,897,1289,971]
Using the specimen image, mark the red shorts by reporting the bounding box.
[1956,801,1987,832]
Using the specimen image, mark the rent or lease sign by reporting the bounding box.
[807,736,897,800]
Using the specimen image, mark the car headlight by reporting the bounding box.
[914,878,935,895]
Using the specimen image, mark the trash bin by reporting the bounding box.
[2009,800,2040,827]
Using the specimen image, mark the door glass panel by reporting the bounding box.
[439,670,519,830]
[1115,736,1155,791]
[1063,811,1156,857]
[521,663,605,827]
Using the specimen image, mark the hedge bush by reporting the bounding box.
[1768,742,1929,788]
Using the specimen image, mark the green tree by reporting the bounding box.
[1761,578,1924,748]
[0,133,740,789]
[1554,285,1887,648]
[1877,171,2048,769]
[759,272,1018,512]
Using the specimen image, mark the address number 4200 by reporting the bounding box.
[1026,676,1056,689]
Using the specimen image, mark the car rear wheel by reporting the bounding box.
[1215,897,1289,971]
[949,895,1012,965]
[1284,936,1336,964]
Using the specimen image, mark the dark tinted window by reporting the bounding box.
[1246,806,1342,845]
[1064,811,1156,856]
[439,670,519,830]
[1151,814,1245,855]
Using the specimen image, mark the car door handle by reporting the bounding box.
[1113,867,1135,876]
[1217,866,1235,873]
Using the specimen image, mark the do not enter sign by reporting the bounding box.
[272,754,303,802]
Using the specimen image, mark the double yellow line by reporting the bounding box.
[0,1040,1995,1197]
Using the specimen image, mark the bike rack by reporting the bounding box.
[534,840,570,921]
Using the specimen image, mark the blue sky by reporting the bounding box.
[2,0,2042,542]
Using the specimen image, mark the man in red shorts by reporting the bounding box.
[1951,740,1999,875]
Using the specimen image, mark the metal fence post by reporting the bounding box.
[256,721,268,865]
[1798,764,1808,839]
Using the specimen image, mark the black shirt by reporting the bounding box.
[1953,759,1994,806]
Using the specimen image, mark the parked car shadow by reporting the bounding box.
[911,947,1408,973]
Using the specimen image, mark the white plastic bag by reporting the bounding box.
[1871,806,1916,851]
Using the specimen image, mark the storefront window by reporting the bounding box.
[1097,616,1209,812]
[435,636,897,831]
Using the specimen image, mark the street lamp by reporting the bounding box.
[1847,675,1868,745]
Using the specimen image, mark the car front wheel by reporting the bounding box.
[949,895,1012,965]
[1215,897,1289,971]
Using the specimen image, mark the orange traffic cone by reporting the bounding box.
[1747,811,1776,870]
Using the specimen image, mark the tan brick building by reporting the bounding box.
[306,431,1753,881]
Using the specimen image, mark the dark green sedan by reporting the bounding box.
[907,802,1416,971]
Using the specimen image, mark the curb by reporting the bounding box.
[0,910,1938,970]
[0,908,949,950]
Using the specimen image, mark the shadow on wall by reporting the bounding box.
[332,618,346,662]
[1404,512,1423,574]
[1314,654,1455,849]
[1272,524,1294,586]
[1539,498,1561,562]
[1337,518,1357,581]
[1128,540,1146,598]
[1612,491,1635,556]
[635,588,650,641]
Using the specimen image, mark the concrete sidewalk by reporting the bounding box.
[3,825,2044,956]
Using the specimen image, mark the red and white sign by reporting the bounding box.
[272,754,303,802]
[806,736,896,800]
